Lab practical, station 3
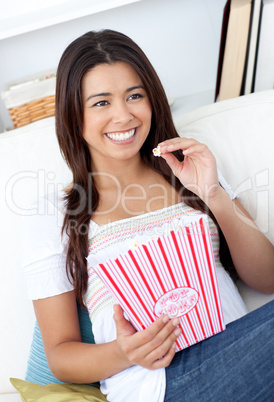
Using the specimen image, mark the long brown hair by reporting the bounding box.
[55,30,234,306]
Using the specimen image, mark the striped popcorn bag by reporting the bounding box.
[92,215,225,351]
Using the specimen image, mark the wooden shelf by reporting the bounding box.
[0,0,141,40]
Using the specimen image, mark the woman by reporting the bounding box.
[23,30,274,401]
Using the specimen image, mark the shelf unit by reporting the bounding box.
[0,0,141,40]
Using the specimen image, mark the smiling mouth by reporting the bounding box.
[106,128,136,142]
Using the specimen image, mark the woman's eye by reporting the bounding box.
[128,93,143,101]
[93,100,109,107]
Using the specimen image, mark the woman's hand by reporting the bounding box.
[157,142,274,294]
[113,304,181,370]
[158,138,220,203]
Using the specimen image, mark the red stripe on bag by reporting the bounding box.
[171,230,200,343]
[170,230,190,287]
[99,263,145,329]
[157,237,177,287]
[178,323,190,347]
[185,227,213,336]
[199,218,224,330]
[128,250,157,303]
[142,244,166,293]
[115,259,155,323]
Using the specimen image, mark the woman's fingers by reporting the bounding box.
[160,138,212,160]
[159,137,202,153]
[124,319,181,368]
[138,318,181,355]
[160,152,184,177]
[157,137,220,202]
[114,304,182,369]
[143,323,181,363]
[121,313,180,350]
[149,340,177,370]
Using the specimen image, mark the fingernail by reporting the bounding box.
[174,328,181,336]
[163,315,169,323]
[172,342,177,349]
[172,318,180,326]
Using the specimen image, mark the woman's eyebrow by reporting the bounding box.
[125,85,145,93]
[86,85,145,102]
[86,92,111,102]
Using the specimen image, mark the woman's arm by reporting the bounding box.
[206,188,274,293]
[159,138,274,293]
[33,291,181,383]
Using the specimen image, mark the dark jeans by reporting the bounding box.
[165,300,274,401]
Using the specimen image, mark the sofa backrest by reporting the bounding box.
[0,117,71,393]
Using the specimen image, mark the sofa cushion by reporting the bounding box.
[10,378,107,401]
[25,305,95,385]
[0,117,72,394]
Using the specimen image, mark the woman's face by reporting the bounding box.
[82,62,152,169]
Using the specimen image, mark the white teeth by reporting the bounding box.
[106,128,135,141]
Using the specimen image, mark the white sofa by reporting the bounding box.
[1,90,273,401]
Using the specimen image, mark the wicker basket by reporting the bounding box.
[1,70,56,129]
[8,95,55,129]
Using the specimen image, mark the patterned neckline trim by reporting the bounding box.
[89,201,193,230]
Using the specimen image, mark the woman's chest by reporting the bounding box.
[92,181,181,226]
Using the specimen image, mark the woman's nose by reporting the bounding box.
[112,102,133,124]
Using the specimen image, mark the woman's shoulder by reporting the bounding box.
[21,191,74,299]
[21,191,67,266]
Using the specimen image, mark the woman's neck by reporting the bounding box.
[91,155,149,191]
[90,155,181,226]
